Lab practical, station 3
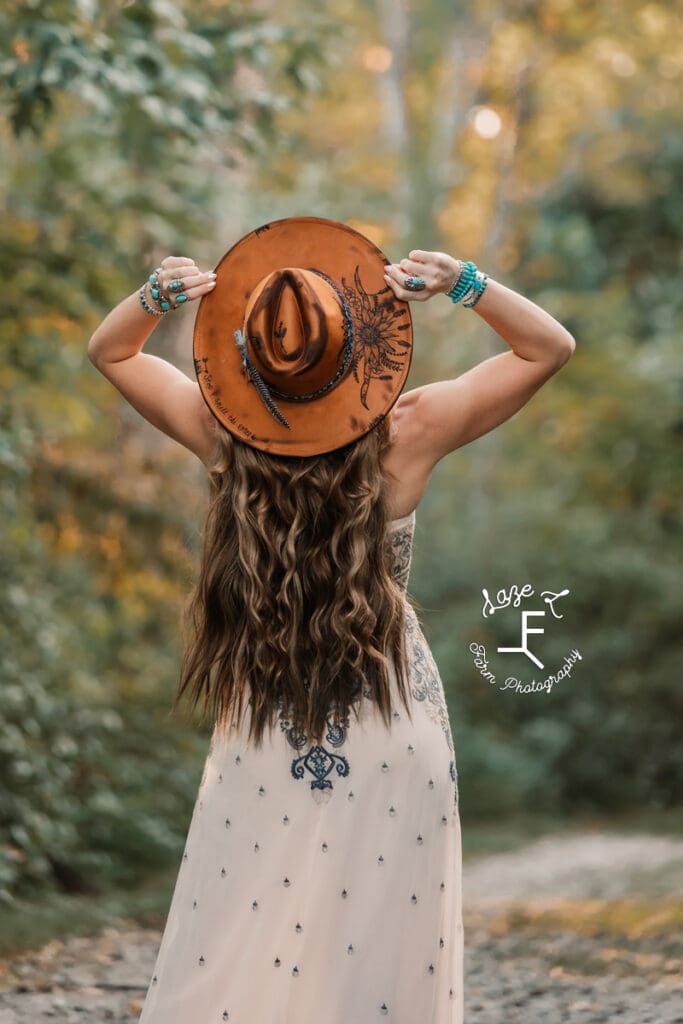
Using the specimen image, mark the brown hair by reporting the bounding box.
[172,411,414,748]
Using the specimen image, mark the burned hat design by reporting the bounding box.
[193,216,413,456]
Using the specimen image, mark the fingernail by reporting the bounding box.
[209,272,217,278]
[208,281,216,287]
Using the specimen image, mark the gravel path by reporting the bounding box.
[1,830,681,1023]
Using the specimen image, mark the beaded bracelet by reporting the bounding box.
[463,271,489,307]
[138,268,186,317]
[149,269,173,312]
[139,281,168,317]
[446,259,489,308]
[446,260,476,302]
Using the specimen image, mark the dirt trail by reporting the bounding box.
[462,831,683,1023]
[1,831,681,1023]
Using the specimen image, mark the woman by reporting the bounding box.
[87,216,575,1023]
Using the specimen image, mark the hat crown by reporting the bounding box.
[243,267,349,399]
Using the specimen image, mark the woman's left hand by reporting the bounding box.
[155,256,217,307]
[383,250,461,302]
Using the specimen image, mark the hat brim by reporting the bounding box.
[193,216,413,456]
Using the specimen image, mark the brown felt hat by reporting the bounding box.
[193,216,413,456]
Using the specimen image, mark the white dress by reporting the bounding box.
[138,510,464,1023]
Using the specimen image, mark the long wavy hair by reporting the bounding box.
[172,410,415,748]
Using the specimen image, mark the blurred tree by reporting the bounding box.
[0,0,332,902]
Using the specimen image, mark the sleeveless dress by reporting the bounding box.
[138,510,464,1024]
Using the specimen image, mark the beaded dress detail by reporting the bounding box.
[138,509,463,1024]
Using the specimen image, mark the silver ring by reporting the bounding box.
[404,275,426,291]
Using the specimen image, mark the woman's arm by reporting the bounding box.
[87,258,218,465]
[384,252,575,465]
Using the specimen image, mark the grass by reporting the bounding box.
[487,896,683,940]
[0,867,176,958]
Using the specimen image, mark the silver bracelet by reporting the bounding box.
[462,272,489,307]
[461,270,489,307]
[139,282,169,317]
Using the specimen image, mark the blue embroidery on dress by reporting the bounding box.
[277,700,354,801]
[405,603,455,758]
[325,718,348,747]
[449,757,459,808]
[278,703,352,752]
[391,514,458,800]
[387,514,414,592]
[290,744,351,793]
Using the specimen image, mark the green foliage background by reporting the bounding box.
[1,0,681,907]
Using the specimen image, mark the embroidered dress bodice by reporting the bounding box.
[387,510,416,592]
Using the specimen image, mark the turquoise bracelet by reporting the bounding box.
[139,268,190,317]
[139,282,168,317]
[446,261,477,303]
[148,271,173,312]
[446,260,489,308]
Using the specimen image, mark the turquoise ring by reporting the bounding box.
[404,275,426,291]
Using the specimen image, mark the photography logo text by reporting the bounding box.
[469,584,582,695]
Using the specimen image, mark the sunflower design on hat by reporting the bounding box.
[340,265,411,410]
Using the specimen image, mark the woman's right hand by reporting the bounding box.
[383,250,463,302]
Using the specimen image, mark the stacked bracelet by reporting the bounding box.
[463,269,489,307]
[139,281,168,317]
[447,260,476,302]
[446,260,489,309]
[139,267,189,317]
